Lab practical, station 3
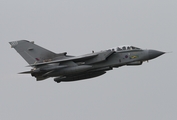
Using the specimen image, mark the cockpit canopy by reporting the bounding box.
[113,45,141,51]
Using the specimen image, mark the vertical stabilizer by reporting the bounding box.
[9,40,57,64]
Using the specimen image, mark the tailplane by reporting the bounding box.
[9,40,57,64]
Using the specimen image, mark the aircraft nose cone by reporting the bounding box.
[148,50,165,60]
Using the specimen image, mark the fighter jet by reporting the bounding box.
[9,40,165,83]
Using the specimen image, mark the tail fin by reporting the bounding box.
[9,40,57,64]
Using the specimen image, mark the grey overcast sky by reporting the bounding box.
[0,0,177,120]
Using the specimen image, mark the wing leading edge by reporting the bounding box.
[29,50,114,67]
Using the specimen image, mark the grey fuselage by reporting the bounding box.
[9,40,164,83]
[32,49,163,82]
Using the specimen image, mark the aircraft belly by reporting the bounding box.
[54,71,106,82]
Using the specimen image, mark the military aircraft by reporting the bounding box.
[9,40,165,83]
